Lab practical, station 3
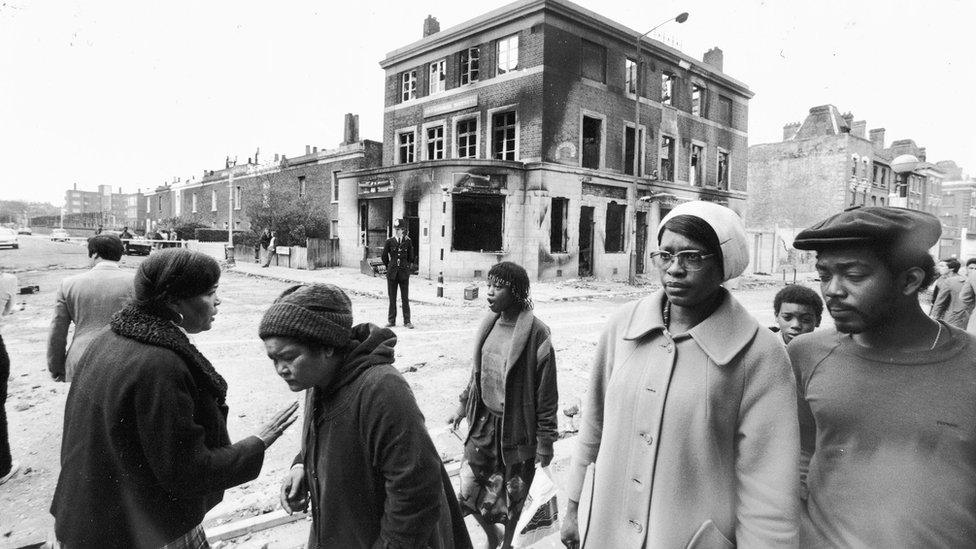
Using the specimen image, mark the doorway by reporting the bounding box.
[579,206,594,277]
[636,211,647,274]
[404,200,420,273]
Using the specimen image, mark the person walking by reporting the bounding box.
[258,227,272,264]
[262,230,278,268]
[561,201,799,548]
[790,207,976,547]
[957,257,976,332]
[51,248,298,549]
[382,219,413,328]
[0,271,19,486]
[263,284,471,548]
[47,234,134,382]
[447,262,558,549]
[930,257,968,328]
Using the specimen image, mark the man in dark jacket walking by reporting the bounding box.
[382,219,414,328]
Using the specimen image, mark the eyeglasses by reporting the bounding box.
[649,250,715,271]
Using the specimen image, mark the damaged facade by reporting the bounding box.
[339,0,752,280]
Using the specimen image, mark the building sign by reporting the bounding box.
[582,182,627,200]
[450,172,506,193]
[424,95,479,118]
[358,178,394,196]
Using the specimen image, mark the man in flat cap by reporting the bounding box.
[789,206,976,547]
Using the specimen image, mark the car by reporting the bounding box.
[17,227,32,235]
[124,235,152,256]
[50,228,70,242]
[0,227,18,249]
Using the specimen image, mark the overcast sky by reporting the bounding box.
[1,0,973,205]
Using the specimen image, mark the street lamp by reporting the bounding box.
[628,11,689,285]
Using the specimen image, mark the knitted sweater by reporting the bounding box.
[790,326,976,547]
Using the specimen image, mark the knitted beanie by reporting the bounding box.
[259,284,353,348]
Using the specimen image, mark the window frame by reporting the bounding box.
[330,219,339,240]
[395,127,417,164]
[233,186,242,211]
[191,192,198,213]
[625,58,638,96]
[659,133,676,182]
[622,121,647,177]
[717,148,730,190]
[604,201,627,253]
[579,109,606,170]
[690,141,706,187]
[423,120,447,161]
[400,70,417,102]
[550,196,570,253]
[451,193,506,252]
[487,106,518,162]
[452,114,480,159]
[428,59,446,95]
[298,175,306,198]
[331,171,340,203]
[661,72,675,106]
[460,47,480,85]
[496,34,519,76]
[691,83,704,117]
[580,38,607,83]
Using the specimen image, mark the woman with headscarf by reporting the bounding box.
[560,201,799,548]
[447,261,559,549]
[263,283,471,549]
[51,248,298,549]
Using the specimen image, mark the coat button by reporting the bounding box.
[629,520,643,533]
[639,431,653,445]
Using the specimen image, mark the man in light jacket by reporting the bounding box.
[47,234,133,382]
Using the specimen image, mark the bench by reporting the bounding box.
[367,258,387,277]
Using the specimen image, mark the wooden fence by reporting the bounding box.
[232,238,339,270]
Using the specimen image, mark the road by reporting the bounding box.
[0,235,794,548]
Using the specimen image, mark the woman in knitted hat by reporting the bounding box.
[447,261,558,549]
[561,201,799,548]
[262,283,471,549]
[51,248,298,549]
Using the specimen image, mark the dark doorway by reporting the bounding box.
[404,200,420,272]
[636,211,647,274]
[579,206,594,277]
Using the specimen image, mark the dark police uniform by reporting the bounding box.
[382,224,413,326]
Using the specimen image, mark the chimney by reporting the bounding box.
[343,113,360,145]
[702,47,723,72]
[783,122,801,141]
[851,120,867,139]
[306,145,311,155]
[274,153,280,162]
[918,147,926,162]
[74,183,77,190]
[313,146,318,154]
[869,128,885,149]
[840,112,854,132]
[423,15,440,37]
[118,187,122,194]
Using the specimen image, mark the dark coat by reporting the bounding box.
[51,306,265,549]
[299,323,470,549]
[460,309,559,464]
[381,236,413,280]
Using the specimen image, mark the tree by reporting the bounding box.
[243,171,329,246]
[159,214,208,240]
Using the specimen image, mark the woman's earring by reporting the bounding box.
[175,312,184,325]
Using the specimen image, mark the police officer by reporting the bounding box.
[382,219,413,328]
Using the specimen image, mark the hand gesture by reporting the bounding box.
[280,465,309,515]
[446,411,464,431]
[257,401,300,448]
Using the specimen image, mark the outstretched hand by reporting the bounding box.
[257,401,300,448]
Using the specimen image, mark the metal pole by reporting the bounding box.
[228,167,234,245]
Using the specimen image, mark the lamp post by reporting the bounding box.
[628,11,689,285]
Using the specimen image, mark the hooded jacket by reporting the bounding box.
[297,323,470,549]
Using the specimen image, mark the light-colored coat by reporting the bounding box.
[566,289,799,548]
[47,262,133,381]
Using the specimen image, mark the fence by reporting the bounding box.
[231,238,339,270]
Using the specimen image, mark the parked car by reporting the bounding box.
[124,235,152,256]
[50,228,70,242]
[0,227,18,249]
[17,227,32,235]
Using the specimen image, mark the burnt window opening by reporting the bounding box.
[624,125,644,176]
[460,47,480,85]
[581,39,606,83]
[718,95,733,126]
[298,175,306,198]
[605,201,626,253]
[661,73,674,106]
[452,194,504,252]
[717,150,730,189]
[692,84,704,117]
[456,117,478,158]
[690,144,704,186]
[659,135,675,181]
[491,110,516,161]
[429,59,446,95]
[550,197,569,253]
[625,58,638,95]
[581,116,602,169]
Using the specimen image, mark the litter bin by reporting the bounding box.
[463,285,479,301]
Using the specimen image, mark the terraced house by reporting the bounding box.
[339,0,752,280]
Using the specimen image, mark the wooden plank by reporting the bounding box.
[206,509,308,543]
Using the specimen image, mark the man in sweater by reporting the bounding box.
[930,257,969,328]
[790,207,976,548]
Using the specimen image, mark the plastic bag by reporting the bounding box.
[513,465,560,547]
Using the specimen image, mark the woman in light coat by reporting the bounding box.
[561,201,799,549]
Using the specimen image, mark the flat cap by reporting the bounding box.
[793,206,941,252]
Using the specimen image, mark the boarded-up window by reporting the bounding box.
[452,194,504,252]
[581,39,606,83]
[605,201,626,253]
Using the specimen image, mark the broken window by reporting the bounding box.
[332,171,340,203]
[692,84,704,116]
[717,149,730,189]
[581,39,606,83]
[426,125,445,160]
[605,201,626,253]
[661,73,674,106]
[497,34,519,75]
[624,125,644,176]
[233,186,242,210]
[659,135,675,181]
[191,192,198,213]
[298,175,306,198]
[491,110,517,160]
[400,70,417,102]
[690,144,704,186]
[581,115,602,169]
[625,58,638,95]
[460,47,480,85]
[718,95,733,126]
[397,131,416,164]
[452,194,504,252]
[456,117,478,158]
[550,197,569,253]
[429,59,446,94]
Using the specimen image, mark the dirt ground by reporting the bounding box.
[0,237,798,548]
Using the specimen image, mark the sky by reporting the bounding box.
[1,0,974,206]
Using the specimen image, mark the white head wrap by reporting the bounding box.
[658,201,749,281]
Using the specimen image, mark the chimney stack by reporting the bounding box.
[313,146,318,154]
[869,128,885,150]
[423,15,440,37]
[918,147,926,162]
[306,145,311,155]
[851,120,867,139]
[702,47,723,72]
[343,113,360,145]
[783,122,801,141]
[840,112,854,132]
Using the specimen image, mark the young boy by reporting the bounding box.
[771,284,824,345]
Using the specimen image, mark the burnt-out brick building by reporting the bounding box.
[340,0,753,280]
